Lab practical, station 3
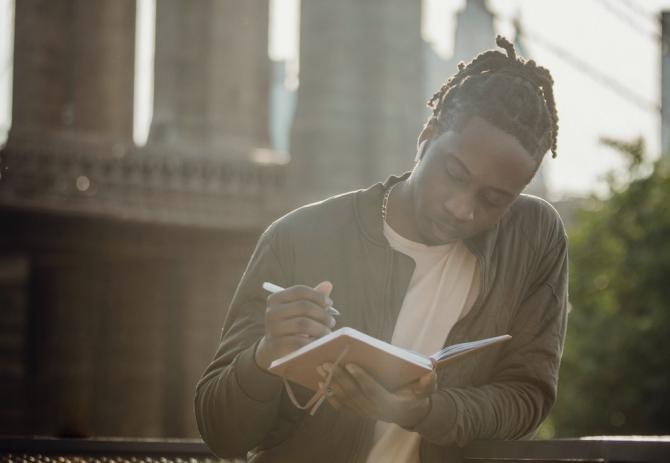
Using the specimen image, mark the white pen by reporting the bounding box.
[262,281,341,316]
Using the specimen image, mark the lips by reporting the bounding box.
[432,219,460,243]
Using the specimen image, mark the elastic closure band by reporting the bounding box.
[282,344,350,416]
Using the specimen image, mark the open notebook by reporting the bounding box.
[268,327,511,392]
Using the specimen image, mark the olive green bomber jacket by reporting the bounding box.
[194,174,569,462]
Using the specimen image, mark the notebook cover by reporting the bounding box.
[268,329,432,392]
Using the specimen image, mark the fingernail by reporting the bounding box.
[329,317,336,328]
[316,366,325,377]
[326,297,334,307]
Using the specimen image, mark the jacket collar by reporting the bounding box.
[353,172,500,267]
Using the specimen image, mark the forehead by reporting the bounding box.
[432,116,537,191]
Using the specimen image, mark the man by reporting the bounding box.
[195,36,567,462]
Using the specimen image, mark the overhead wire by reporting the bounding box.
[493,10,670,135]
[518,25,660,115]
[615,0,658,26]
[490,9,661,117]
[592,0,668,48]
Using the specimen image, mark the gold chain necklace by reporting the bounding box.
[381,181,400,223]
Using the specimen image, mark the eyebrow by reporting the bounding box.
[448,155,516,198]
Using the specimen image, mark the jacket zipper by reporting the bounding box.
[347,246,395,462]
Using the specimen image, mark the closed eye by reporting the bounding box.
[445,160,468,183]
[481,191,510,208]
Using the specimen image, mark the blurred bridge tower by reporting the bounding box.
[0,0,284,439]
[141,0,285,227]
[0,0,137,437]
[6,0,136,157]
[142,0,278,436]
[290,0,425,203]
[148,0,272,156]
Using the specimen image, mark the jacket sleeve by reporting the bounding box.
[194,224,292,458]
[412,233,569,447]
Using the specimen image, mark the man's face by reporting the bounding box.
[407,116,537,245]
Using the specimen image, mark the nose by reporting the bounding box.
[443,193,475,222]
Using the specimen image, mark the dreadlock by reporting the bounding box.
[427,35,559,160]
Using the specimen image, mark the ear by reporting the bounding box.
[415,118,438,162]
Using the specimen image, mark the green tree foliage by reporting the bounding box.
[546,138,670,437]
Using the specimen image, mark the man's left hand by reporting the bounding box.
[317,363,435,428]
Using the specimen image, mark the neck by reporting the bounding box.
[386,180,421,242]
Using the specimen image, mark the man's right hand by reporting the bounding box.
[255,281,336,371]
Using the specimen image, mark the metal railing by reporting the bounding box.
[1,436,669,462]
[463,437,670,462]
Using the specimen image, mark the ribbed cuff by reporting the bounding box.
[234,340,283,402]
[410,390,459,444]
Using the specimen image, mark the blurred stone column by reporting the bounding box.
[290,0,424,202]
[6,0,139,437]
[7,0,135,154]
[148,0,271,157]
[145,0,276,436]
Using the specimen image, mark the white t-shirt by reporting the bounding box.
[365,221,480,463]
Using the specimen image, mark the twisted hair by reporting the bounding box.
[428,35,559,161]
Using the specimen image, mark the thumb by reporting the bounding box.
[413,371,437,395]
[313,280,333,299]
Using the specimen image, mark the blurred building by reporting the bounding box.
[424,0,496,101]
[270,59,298,155]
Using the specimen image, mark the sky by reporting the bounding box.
[2,0,670,199]
[481,0,667,199]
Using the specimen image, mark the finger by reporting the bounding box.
[270,316,333,338]
[327,363,379,418]
[415,371,437,395]
[317,375,342,411]
[345,364,392,401]
[325,363,361,397]
[271,334,316,353]
[267,284,333,308]
[314,281,340,318]
[344,364,397,416]
[313,281,333,298]
[316,365,350,410]
[401,371,436,396]
[324,392,342,410]
[328,397,342,410]
[328,378,374,417]
[267,299,336,328]
[325,363,367,406]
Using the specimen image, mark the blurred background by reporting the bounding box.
[0,0,668,440]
